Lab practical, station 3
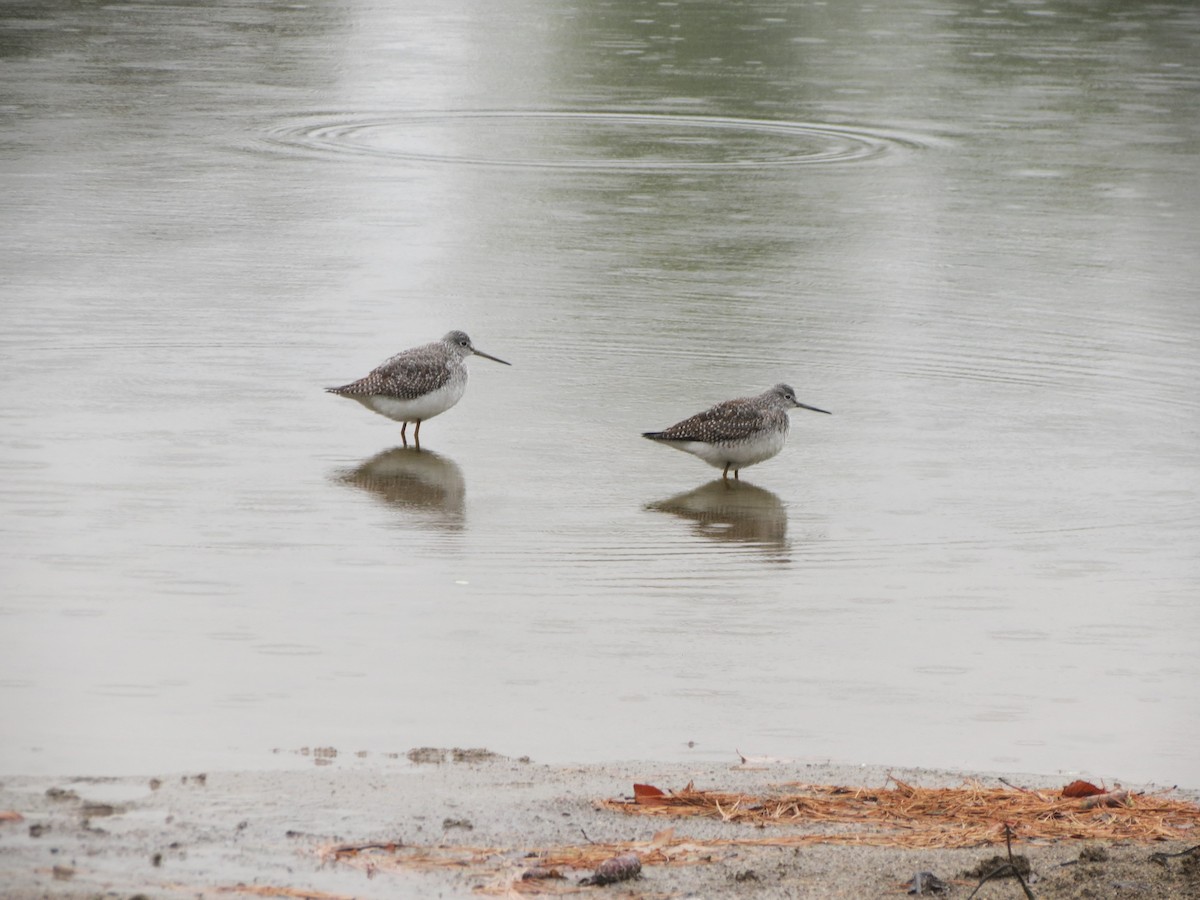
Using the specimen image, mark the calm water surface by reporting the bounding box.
[2,0,1198,783]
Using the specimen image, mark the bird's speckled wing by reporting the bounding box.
[329,343,452,400]
[649,399,775,444]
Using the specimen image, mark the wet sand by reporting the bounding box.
[1,751,1197,898]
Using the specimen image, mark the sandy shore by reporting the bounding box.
[1,750,1197,899]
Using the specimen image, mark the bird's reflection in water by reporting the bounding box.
[336,447,465,530]
[646,480,789,551]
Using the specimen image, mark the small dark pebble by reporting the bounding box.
[1080,845,1109,863]
[906,870,949,895]
[151,853,162,867]
[734,869,759,883]
[580,853,642,886]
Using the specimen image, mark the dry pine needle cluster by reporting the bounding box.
[600,777,1200,849]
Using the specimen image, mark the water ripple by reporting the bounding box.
[261,110,934,171]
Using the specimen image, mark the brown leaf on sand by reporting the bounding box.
[633,783,669,806]
[1062,780,1105,798]
[0,811,25,823]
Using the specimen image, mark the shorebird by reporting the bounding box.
[327,330,510,449]
[643,383,830,481]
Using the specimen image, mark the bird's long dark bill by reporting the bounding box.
[798,402,832,415]
[473,349,512,366]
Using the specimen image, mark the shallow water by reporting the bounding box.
[1,0,1198,783]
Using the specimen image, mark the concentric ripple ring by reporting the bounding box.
[262,110,934,171]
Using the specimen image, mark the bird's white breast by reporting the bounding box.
[675,429,788,470]
[358,379,467,423]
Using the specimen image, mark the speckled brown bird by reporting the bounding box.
[327,330,510,449]
[643,383,830,480]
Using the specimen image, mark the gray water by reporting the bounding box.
[2,0,1198,784]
